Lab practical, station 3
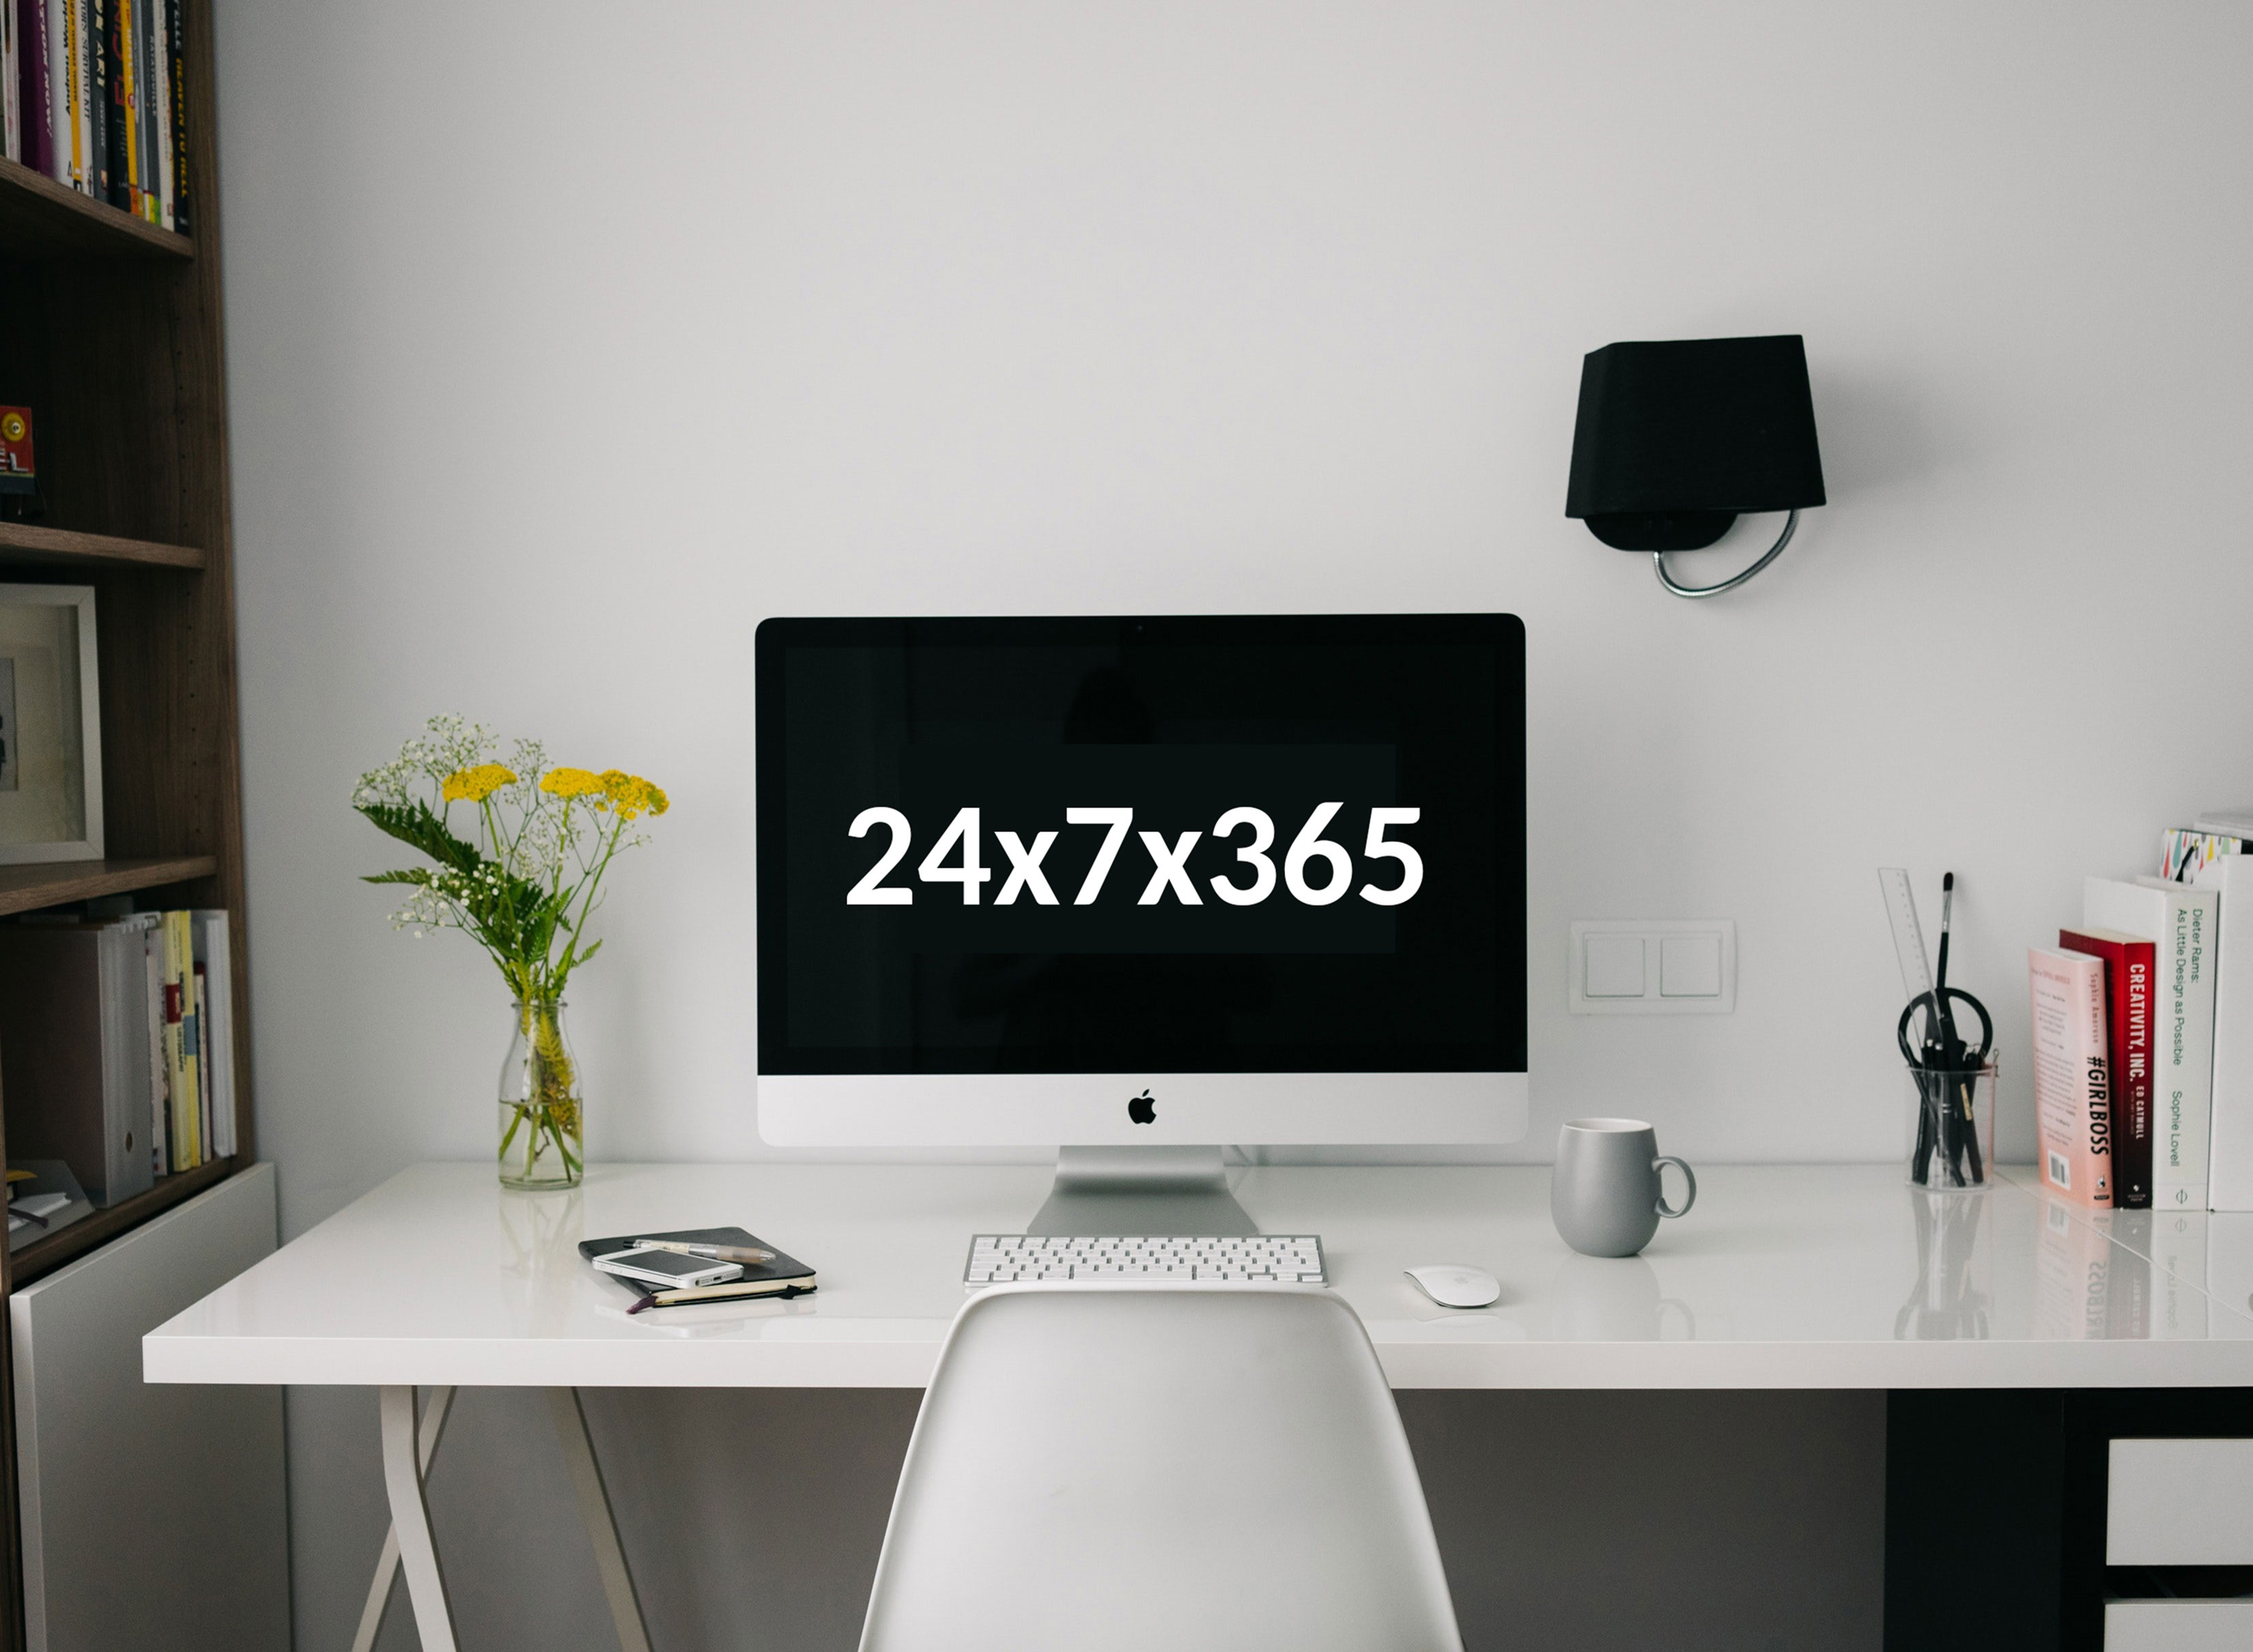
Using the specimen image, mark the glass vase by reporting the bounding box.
[498,997,583,1191]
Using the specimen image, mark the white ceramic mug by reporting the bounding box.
[1551,1117,1697,1258]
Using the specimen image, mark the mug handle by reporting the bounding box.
[1653,1156,1697,1219]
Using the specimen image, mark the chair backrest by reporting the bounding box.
[859,1285,1463,1652]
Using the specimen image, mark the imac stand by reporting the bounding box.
[1027,1146,1259,1236]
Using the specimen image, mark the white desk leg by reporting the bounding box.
[378,1384,460,1652]
[352,1385,455,1652]
[545,1387,653,1652]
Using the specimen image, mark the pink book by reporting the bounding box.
[2030,947,2115,1206]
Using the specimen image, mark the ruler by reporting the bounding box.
[1878,868,1934,1003]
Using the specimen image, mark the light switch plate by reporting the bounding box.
[1568,920,1737,1014]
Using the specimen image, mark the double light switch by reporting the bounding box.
[1568,920,1737,1015]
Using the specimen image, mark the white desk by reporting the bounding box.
[141,1161,2253,1652]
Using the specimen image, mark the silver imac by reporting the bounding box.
[755,614,1527,1232]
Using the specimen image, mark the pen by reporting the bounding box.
[634,1240,776,1266]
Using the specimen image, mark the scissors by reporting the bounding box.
[1897,986,1992,1186]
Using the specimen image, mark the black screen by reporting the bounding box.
[755,615,1525,1076]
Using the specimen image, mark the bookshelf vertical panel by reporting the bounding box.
[0,0,249,1640]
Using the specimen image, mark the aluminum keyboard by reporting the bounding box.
[964,1233,1327,1289]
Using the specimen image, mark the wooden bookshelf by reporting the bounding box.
[0,856,222,920]
[0,5,246,1646]
[0,520,206,571]
[0,157,192,261]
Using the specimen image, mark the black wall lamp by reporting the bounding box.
[1565,334,1826,599]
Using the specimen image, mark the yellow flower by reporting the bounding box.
[540,767,604,799]
[440,763,516,803]
[598,769,670,821]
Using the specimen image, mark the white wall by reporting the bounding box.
[212,2,2253,1646]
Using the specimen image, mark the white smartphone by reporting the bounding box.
[592,1247,745,1290]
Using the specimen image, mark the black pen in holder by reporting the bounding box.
[1903,1057,1996,1191]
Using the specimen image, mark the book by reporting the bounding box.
[2163,826,2247,883]
[57,0,79,187]
[2196,853,2253,1210]
[21,0,50,177]
[192,909,234,1156]
[143,922,169,1176]
[193,960,212,1161]
[2085,877,2220,1212]
[578,1226,817,1310]
[4,0,18,163]
[0,915,159,1206]
[2059,927,2155,1209]
[85,0,101,200]
[37,0,59,179]
[103,0,125,208]
[147,0,164,227]
[161,907,199,1169]
[2029,947,2114,1206]
[165,0,182,233]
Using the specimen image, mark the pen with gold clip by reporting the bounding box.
[633,1240,776,1266]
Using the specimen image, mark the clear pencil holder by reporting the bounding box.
[1904,1061,1996,1190]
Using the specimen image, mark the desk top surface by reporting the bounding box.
[143,1160,2253,1389]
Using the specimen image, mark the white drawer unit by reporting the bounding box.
[12,1165,287,1652]
[2104,1599,2253,1651]
[2106,1438,2253,1566]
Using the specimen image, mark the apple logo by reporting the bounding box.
[1127,1089,1156,1124]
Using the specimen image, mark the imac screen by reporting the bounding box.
[756,615,1525,1077]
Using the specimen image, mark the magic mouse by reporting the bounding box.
[1404,1264,1501,1309]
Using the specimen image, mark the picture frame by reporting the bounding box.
[0,584,103,864]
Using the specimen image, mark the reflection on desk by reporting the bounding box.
[145,1163,2253,1393]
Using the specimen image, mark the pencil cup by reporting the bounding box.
[1904,1061,1996,1191]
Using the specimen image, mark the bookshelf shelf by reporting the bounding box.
[0,157,193,261]
[0,857,222,920]
[8,1159,233,1287]
[0,522,205,572]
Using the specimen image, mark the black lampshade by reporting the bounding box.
[1565,334,1825,552]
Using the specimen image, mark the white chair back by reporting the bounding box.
[860,1284,1463,1652]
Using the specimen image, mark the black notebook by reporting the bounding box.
[578,1226,817,1311]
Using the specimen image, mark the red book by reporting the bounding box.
[2060,928,2155,1209]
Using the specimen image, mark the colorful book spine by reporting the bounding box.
[161,908,199,1167]
[2030,946,2114,1206]
[147,0,164,225]
[2060,928,2156,1209]
[42,0,63,182]
[143,922,169,1176]
[85,0,103,199]
[193,960,212,1160]
[113,0,131,210]
[104,0,124,207]
[165,0,182,233]
[57,0,79,186]
[25,0,52,176]
[2164,827,2247,883]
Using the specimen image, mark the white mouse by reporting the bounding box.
[1404,1264,1501,1309]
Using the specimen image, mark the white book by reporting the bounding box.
[192,910,234,1157]
[2195,855,2253,1209]
[2086,876,2221,1211]
[2195,809,2253,838]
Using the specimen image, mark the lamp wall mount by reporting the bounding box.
[1565,334,1825,599]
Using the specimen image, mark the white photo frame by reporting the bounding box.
[0,584,102,864]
